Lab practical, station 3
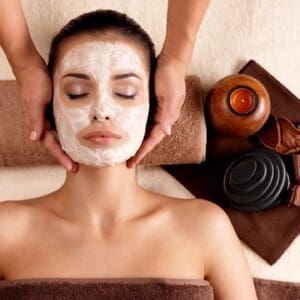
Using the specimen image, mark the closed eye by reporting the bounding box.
[115,93,136,100]
[67,93,90,100]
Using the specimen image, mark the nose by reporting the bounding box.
[90,97,116,122]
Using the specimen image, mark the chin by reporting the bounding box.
[73,154,132,168]
[84,160,126,168]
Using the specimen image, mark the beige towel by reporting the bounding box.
[0,75,206,166]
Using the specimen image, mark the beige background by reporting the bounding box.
[0,0,299,282]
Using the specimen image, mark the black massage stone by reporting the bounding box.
[223,148,290,212]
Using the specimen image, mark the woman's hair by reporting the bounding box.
[46,9,157,130]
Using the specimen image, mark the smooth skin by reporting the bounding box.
[0,0,211,172]
[0,194,258,299]
[0,2,258,298]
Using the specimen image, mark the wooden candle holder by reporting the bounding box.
[207,74,271,137]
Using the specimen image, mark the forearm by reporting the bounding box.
[0,0,42,76]
[161,0,210,71]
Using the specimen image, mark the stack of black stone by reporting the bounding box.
[223,148,290,212]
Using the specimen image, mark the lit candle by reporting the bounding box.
[229,87,257,115]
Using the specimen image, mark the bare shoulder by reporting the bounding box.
[188,198,234,236]
[156,195,230,251]
[0,196,53,239]
[0,199,34,233]
[0,198,51,276]
[0,200,32,278]
[0,199,39,247]
[162,196,229,234]
[182,199,257,299]
[162,197,257,298]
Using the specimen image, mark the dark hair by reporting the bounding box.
[46,9,157,131]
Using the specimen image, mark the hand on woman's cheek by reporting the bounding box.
[52,41,150,167]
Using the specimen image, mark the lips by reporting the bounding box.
[82,129,121,145]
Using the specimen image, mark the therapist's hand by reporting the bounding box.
[16,56,78,172]
[127,53,186,168]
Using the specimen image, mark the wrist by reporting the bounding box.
[160,34,195,73]
[12,50,47,82]
[158,49,189,74]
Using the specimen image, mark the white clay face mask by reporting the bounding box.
[53,40,150,167]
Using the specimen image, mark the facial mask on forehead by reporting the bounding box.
[53,40,150,167]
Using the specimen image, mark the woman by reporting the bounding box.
[0,9,257,299]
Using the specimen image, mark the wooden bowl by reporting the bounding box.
[207,74,271,137]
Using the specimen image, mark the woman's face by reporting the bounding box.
[53,33,150,167]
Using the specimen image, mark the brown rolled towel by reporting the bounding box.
[0,75,206,167]
[0,277,214,300]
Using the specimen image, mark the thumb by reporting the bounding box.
[160,121,172,136]
[28,103,46,141]
[156,93,186,136]
[154,100,173,136]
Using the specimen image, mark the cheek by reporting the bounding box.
[115,103,149,136]
[63,105,92,133]
[53,89,92,133]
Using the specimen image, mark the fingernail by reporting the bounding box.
[29,130,37,141]
[166,124,172,135]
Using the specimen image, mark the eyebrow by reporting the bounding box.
[62,72,141,80]
[62,73,90,80]
[113,73,141,80]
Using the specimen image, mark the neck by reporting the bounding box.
[55,162,148,235]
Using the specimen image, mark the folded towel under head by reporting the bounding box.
[0,75,206,167]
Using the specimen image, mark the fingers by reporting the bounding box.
[41,129,78,172]
[126,61,187,168]
[154,102,173,136]
[17,64,52,141]
[127,124,165,168]
[15,59,78,172]
[25,101,47,141]
[154,54,186,136]
[157,93,185,135]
